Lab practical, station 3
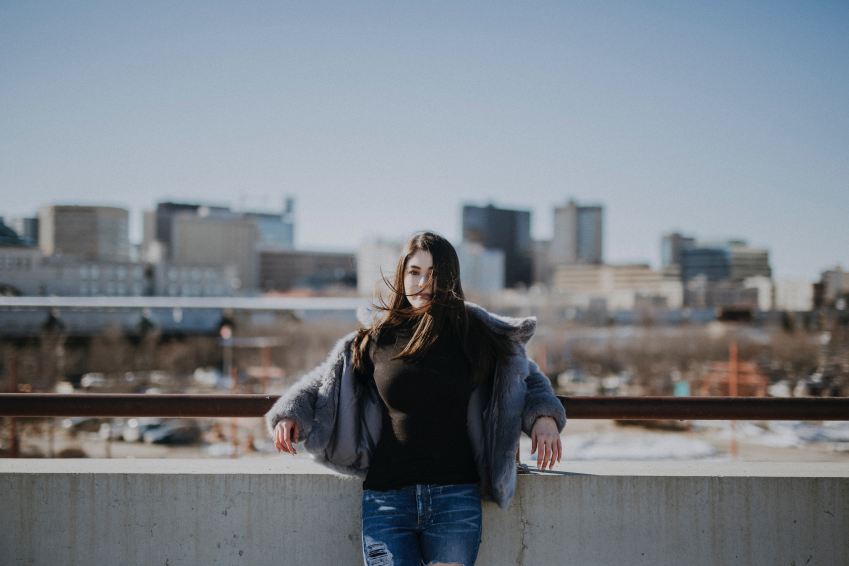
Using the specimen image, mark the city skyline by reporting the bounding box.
[3,193,843,284]
[2,2,848,280]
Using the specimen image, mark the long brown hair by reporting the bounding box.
[352,231,512,385]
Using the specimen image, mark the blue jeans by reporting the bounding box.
[361,483,483,566]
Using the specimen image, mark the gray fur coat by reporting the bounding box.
[264,302,566,508]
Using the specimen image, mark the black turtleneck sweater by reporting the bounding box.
[362,320,480,490]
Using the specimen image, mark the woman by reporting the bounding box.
[266,231,566,566]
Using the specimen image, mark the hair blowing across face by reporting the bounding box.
[352,231,512,386]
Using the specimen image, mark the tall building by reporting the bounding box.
[680,247,730,282]
[38,205,130,261]
[243,196,296,251]
[661,232,696,268]
[680,240,771,283]
[0,219,30,247]
[144,202,230,260]
[170,212,259,292]
[462,204,532,288]
[551,199,604,265]
[145,197,295,260]
[4,216,39,246]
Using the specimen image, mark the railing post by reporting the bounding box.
[7,351,18,458]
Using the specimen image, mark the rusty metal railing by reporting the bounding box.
[1,393,848,420]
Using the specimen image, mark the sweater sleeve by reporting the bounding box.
[520,358,567,436]
[264,337,348,440]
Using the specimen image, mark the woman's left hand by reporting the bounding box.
[531,416,562,470]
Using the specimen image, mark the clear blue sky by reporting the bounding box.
[2,1,847,280]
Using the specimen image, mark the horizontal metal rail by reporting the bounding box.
[1,394,848,420]
[0,296,368,311]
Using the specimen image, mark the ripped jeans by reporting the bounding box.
[361,483,482,566]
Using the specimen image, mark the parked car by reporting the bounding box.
[143,420,203,445]
[122,418,167,443]
[80,373,107,390]
[61,417,102,433]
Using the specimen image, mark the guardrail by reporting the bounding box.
[1,393,848,420]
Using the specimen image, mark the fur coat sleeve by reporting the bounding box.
[264,332,352,441]
[521,358,567,435]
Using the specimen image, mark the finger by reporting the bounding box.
[536,439,543,469]
[274,425,284,452]
[542,440,552,470]
[287,424,296,454]
[291,423,298,454]
[282,424,292,454]
[556,438,563,463]
[531,433,537,455]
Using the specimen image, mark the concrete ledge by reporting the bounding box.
[2,459,847,565]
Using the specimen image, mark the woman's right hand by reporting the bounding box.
[273,418,299,454]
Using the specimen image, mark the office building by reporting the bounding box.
[462,204,532,288]
[684,277,760,311]
[551,199,604,265]
[260,249,355,292]
[3,216,39,246]
[680,241,771,282]
[552,263,683,310]
[154,261,238,297]
[39,205,130,262]
[661,232,696,268]
[170,212,259,292]
[243,196,296,251]
[774,280,814,312]
[143,202,231,261]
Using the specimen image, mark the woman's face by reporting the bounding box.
[403,249,434,309]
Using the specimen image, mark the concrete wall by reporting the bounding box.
[2,459,847,566]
